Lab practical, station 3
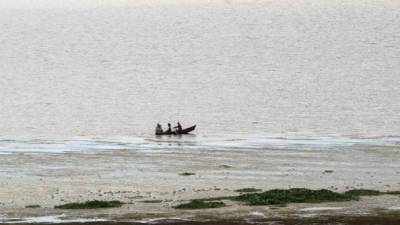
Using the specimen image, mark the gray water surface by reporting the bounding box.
[0,0,399,141]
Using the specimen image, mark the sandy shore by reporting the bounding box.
[2,213,400,225]
[1,141,400,223]
[1,193,400,223]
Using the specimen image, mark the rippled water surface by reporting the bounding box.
[0,0,400,145]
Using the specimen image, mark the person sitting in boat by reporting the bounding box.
[174,122,182,132]
[155,123,163,134]
[166,123,172,133]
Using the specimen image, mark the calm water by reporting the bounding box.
[0,0,400,149]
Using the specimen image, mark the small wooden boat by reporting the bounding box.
[156,125,196,135]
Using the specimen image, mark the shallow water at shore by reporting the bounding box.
[1,135,400,153]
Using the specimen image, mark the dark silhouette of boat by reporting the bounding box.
[156,125,196,135]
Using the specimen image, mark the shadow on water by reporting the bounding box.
[153,134,198,148]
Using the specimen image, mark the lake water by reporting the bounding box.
[0,0,400,151]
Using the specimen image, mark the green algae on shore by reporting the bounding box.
[235,188,262,193]
[174,200,226,209]
[234,188,352,205]
[140,199,163,203]
[55,200,123,209]
[25,205,41,208]
[343,189,382,198]
[174,188,400,209]
[234,188,396,206]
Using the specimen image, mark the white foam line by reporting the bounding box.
[250,211,267,218]
[131,217,191,224]
[3,215,107,224]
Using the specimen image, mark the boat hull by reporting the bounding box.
[156,125,196,135]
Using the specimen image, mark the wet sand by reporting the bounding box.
[2,194,400,223]
[1,138,400,223]
[1,146,400,223]
[2,213,400,225]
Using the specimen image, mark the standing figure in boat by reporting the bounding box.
[155,123,163,134]
[174,122,182,132]
[166,123,172,133]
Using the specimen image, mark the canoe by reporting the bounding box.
[156,125,196,135]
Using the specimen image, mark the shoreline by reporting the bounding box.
[1,193,400,224]
[2,213,400,225]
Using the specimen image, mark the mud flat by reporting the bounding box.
[1,139,400,224]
